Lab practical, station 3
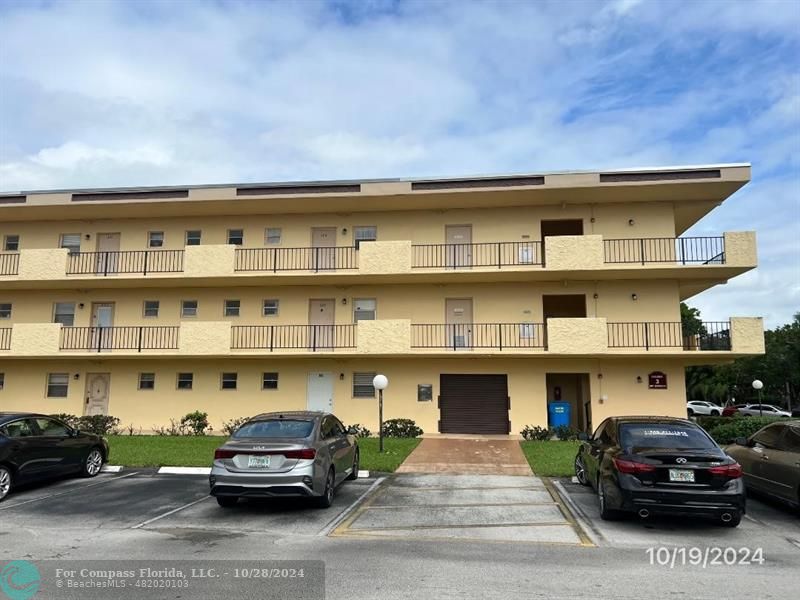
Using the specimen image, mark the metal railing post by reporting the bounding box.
[498,323,503,350]
[497,243,502,268]
[143,251,149,276]
[272,248,278,273]
[103,252,109,276]
[269,326,274,352]
[644,323,650,350]
[137,327,143,352]
[639,239,645,265]
[312,326,317,351]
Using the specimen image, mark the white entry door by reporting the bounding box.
[307,372,333,412]
[84,373,111,415]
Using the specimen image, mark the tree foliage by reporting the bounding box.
[683,304,799,408]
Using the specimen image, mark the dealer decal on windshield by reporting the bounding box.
[641,429,689,437]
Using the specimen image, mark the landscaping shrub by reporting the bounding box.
[152,419,184,436]
[705,417,783,445]
[49,413,80,429]
[180,411,211,436]
[346,423,372,438]
[694,416,737,431]
[76,415,120,435]
[381,418,423,438]
[520,425,551,441]
[222,417,251,436]
[552,425,580,441]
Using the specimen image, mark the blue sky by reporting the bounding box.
[0,0,798,326]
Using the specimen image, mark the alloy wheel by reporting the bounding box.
[0,467,11,500]
[574,457,588,485]
[86,449,103,476]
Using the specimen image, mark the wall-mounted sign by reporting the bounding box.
[417,384,433,402]
[648,371,668,389]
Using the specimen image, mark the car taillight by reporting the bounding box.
[214,449,237,460]
[613,457,656,474]
[282,448,316,460]
[709,463,742,478]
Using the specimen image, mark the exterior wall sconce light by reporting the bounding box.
[628,219,635,226]
[78,303,85,309]
[636,376,643,384]
[599,394,608,404]
[631,293,638,301]
[339,373,344,381]
[341,298,347,305]
[342,228,348,235]
[84,234,91,240]
[73,373,80,380]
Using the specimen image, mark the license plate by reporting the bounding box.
[669,468,695,483]
[247,455,270,468]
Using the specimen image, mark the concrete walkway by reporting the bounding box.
[396,437,532,475]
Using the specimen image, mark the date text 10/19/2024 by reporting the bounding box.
[647,547,765,568]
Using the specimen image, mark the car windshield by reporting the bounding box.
[233,419,314,439]
[619,423,716,451]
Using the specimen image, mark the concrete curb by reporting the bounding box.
[102,465,372,478]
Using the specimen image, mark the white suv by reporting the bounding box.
[687,401,723,416]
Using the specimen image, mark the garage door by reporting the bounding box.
[439,374,510,434]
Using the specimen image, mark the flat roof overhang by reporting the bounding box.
[0,163,750,233]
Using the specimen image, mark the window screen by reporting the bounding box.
[353,372,376,398]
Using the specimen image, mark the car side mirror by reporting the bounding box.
[734,436,748,446]
[70,428,80,437]
[577,432,589,441]
[347,426,358,435]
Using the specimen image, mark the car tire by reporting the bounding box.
[574,455,590,486]
[315,468,335,508]
[687,408,694,416]
[710,410,720,416]
[81,447,104,478]
[346,450,359,481]
[216,496,238,507]
[598,478,622,521]
[720,511,742,527]
[0,466,12,502]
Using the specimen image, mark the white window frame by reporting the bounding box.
[176,372,194,390]
[3,235,19,251]
[221,372,238,390]
[353,298,376,322]
[46,373,69,398]
[138,373,155,390]
[265,228,282,245]
[227,229,244,245]
[59,233,82,254]
[0,303,11,319]
[143,300,160,318]
[185,230,202,246]
[224,300,241,317]
[353,372,377,398]
[148,231,165,248]
[181,300,198,318]
[354,226,377,249]
[263,299,279,317]
[262,372,279,390]
[53,302,76,326]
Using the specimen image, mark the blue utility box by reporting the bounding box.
[548,402,571,428]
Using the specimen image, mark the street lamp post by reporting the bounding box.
[752,380,764,417]
[373,374,389,453]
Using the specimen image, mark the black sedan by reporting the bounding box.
[574,416,745,527]
[0,412,109,502]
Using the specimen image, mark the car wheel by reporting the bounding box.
[598,478,621,521]
[720,511,742,528]
[346,450,359,481]
[574,455,590,486]
[82,448,104,478]
[0,466,12,502]
[217,496,238,508]
[687,408,694,416]
[710,410,720,416]
[315,468,335,508]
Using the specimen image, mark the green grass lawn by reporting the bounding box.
[519,440,580,477]
[106,435,420,473]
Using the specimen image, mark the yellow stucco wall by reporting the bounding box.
[184,245,235,278]
[547,318,608,353]
[356,319,411,354]
[723,231,758,267]
[544,235,604,270]
[0,356,690,434]
[730,317,766,354]
[9,323,60,355]
[358,241,412,274]
[16,248,69,280]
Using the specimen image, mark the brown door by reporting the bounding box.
[439,374,509,434]
[91,302,115,351]
[540,220,583,265]
[445,298,473,349]
[542,295,587,319]
[312,227,337,271]
[96,233,121,274]
[445,225,472,268]
[84,373,111,415]
[309,299,335,349]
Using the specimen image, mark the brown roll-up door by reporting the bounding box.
[439,374,510,434]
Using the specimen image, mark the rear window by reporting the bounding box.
[619,423,716,451]
[232,419,314,439]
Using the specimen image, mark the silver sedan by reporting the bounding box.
[209,411,359,508]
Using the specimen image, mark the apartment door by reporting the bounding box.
[542,295,587,319]
[91,302,115,351]
[84,373,111,416]
[95,233,121,275]
[312,227,337,271]
[309,299,335,349]
[307,372,333,412]
[445,225,472,268]
[540,220,583,265]
[445,298,473,349]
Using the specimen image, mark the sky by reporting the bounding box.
[0,0,798,327]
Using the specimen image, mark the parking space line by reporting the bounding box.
[130,495,211,529]
[366,501,558,509]
[319,477,387,537]
[0,472,139,510]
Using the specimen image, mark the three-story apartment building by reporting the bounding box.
[0,164,764,435]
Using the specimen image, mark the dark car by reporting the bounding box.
[574,416,745,526]
[210,411,358,508]
[0,412,109,502]
[724,420,800,510]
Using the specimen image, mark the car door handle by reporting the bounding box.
[760,455,769,460]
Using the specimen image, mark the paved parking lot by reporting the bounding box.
[1,470,799,599]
